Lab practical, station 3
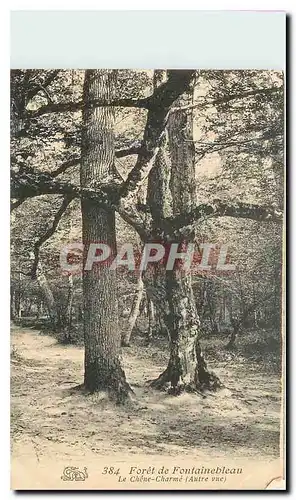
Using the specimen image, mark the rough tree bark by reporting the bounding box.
[146,72,221,394]
[81,70,131,402]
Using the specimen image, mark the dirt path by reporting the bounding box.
[11,326,281,466]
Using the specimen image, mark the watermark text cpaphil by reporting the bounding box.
[59,242,236,275]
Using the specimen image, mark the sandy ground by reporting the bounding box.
[10,324,282,470]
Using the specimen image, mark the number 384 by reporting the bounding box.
[102,467,120,475]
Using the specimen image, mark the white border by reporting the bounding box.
[11,10,285,69]
[5,0,292,10]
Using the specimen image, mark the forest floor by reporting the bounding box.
[11,324,282,470]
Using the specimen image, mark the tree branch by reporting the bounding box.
[30,195,74,278]
[51,157,80,177]
[170,85,282,114]
[11,164,111,201]
[167,199,283,237]
[26,70,61,102]
[49,145,142,178]
[26,96,149,118]
[11,165,151,239]
[213,86,282,106]
[10,156,81,209]
[11,162,283,246]
[38,144,142,181]
[22,72,195,200]
[11,141,145,209]
[119,70,196,201]
[115,145,143,158]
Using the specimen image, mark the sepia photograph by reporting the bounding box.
[10,68,285,490]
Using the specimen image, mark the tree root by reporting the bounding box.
[150,365,221,396]
[84,361,133,404]
[196,368,223,392]
[150,366,172,390]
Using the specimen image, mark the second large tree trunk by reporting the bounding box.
[144,266,221,394]
[146,71,221,394]
[81,70,130,402]
[149,270,221,393]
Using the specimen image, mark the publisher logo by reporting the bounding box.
[61,466,88,481]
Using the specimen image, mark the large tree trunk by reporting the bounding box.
[146,71,221,394]
[81,70,131,402]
